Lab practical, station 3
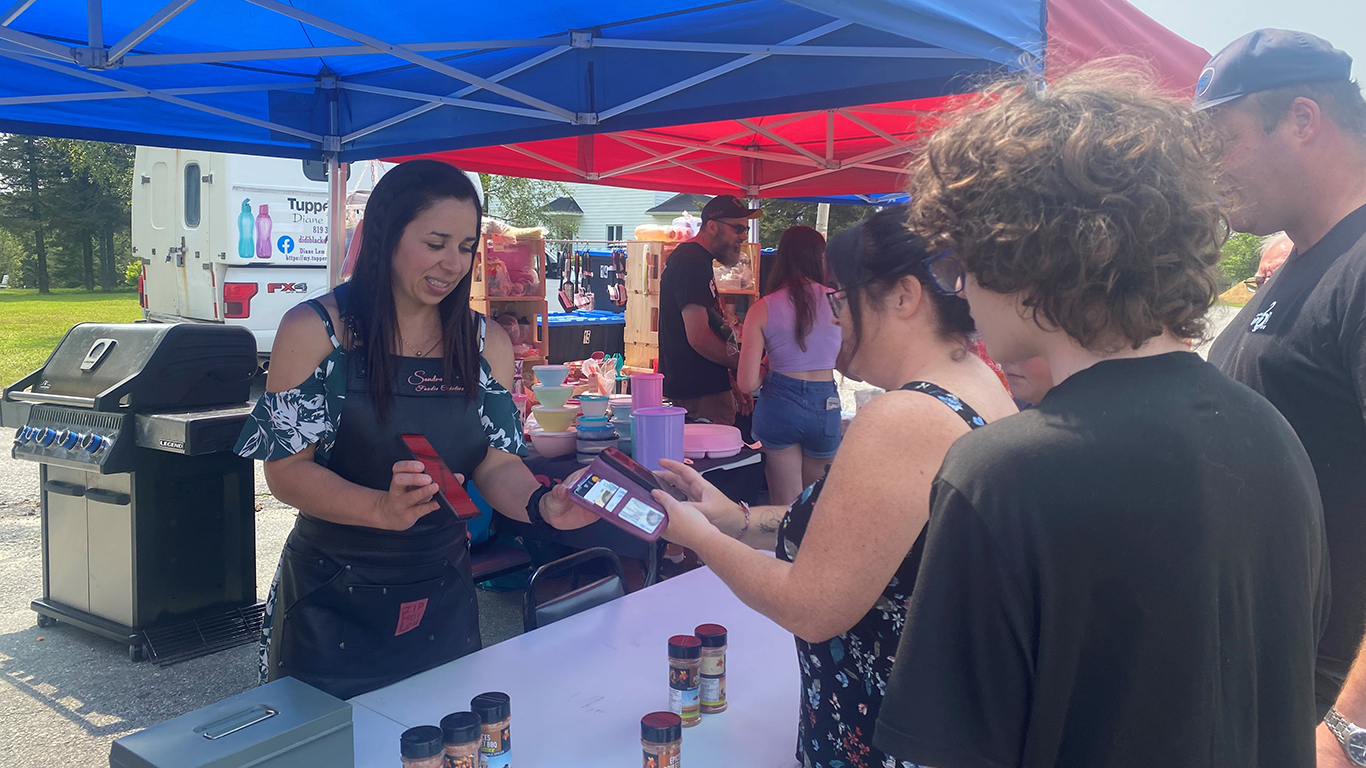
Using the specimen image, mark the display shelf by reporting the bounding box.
[472,235,546,301]
[473,297,550,363]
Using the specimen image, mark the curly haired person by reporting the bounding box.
[871,61,1329,768]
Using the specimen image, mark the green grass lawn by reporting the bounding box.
[0,289,142,387]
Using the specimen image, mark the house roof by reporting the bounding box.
[542,196,585,214]
[646,193,712,215]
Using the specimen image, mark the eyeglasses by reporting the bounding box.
[825,251,966,318]
[717,221,748,236]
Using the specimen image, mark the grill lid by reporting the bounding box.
[8,323,257,412]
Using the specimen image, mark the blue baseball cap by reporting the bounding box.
[1193,29,1353,111]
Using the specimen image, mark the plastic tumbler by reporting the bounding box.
[633,406,686,472]
[631,373,665,411]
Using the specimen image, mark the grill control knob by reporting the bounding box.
[81,434,109,455]
[13,427,27,444]
[36,428,57,447]
[57,430,80,450]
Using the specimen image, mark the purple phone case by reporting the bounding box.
[567,454,672,541]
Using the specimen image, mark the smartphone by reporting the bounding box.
[399,434,481,521]
[567,448,684,541]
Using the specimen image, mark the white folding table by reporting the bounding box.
[350,565,800,767]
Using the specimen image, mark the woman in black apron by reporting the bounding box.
[235,160,597,699]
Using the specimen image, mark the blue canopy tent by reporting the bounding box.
[0,0,1204,278]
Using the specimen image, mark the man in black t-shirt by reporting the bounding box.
[656,195,760,425]
[871,62,1328,767]
[1194,31,1366,761]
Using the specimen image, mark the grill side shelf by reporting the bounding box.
[134,404,254,456]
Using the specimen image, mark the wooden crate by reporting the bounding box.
[472,235,546,301]
[625,240,679,296]
[624,293,660,346]
[473,297,550,363]
[624,342,658,371]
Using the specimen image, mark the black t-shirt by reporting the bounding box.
[873,352,1328,768]
[1209,204,1366,702]
[657,241,731,399]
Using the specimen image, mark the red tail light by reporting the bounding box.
[138,263,147,309]
[223,282,259,318]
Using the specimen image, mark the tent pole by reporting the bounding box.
[328,154,347,289]
[816,203,830,237]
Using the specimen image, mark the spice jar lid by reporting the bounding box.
[694,623,727,647]
[400,725,444,759]
[668,634,701,659]
[440,711,482,744]
[641,711,683,743]
[471,691,511,723]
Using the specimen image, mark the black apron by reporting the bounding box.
[270,306,490,699]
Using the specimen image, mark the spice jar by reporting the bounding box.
[668,635,702,727]
[695,623,728,714]
[400,725,445,768]
[471,692,512,768]
[440,711,482,768]
[641,711,683,768]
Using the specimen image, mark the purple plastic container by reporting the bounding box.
[631,373,664,411]
[632,406,686,472]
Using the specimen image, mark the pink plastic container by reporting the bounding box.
[632,406,686,472]
[683,424,743,459]
[631,373,664,411]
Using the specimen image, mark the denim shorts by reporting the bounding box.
[751,372,842,459]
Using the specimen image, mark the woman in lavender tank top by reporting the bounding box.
[739,226,844,505]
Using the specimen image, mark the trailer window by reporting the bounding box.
[184,163,201,228]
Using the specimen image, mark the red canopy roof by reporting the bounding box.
[396,0,1209,198]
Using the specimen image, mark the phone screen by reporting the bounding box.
[399,434,481,520]
[600,447,687,501]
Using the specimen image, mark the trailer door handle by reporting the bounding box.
[85,488,131,506]
[44,480,85,497]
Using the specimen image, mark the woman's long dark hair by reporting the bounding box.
[825,207,974,358]
[344,159,483,421]
[763,226,826,351]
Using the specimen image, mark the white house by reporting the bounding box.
[557,183,710,243]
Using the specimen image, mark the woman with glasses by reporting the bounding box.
[649,207,1017,768]
[737,225,841,506]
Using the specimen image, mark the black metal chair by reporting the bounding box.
[521,547,626,632]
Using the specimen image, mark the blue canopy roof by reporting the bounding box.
[0,0,1044,161]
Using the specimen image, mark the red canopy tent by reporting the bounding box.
[394,0,1209,199]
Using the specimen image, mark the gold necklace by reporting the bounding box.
[402,328,442,357]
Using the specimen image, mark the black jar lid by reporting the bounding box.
[694,623,727,647]
[668,634,701,659]
[440,711,482,744]
[641,711,682,743]
[400,725,443,759]
[471,691,511,723]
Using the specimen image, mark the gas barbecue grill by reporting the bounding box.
[3,322,260,662]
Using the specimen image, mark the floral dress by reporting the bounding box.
[775,381,987,768]
[234,300,526,685]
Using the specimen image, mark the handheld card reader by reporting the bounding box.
[568,447,686,541]
[399,434,482,521]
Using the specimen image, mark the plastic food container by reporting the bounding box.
[609,395,634,417]
[532,364,571,387]
[634,406,686,471]
[533,385,573,409]
[578,394,610,418]
[631,373,665,410]
[683,424,743,459]
[531,405,578,433]
[528,428,576,458]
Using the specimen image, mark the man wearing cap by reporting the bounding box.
[656,195,760,426]
[1197,29,1366,764]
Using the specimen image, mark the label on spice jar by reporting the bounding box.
[480,728,511,768]
[700,654,725,677]
[644,750,681,768]
[669,685,700,718]
[669,666,697,690]
[700,674,726,707]
[445,754,476,768]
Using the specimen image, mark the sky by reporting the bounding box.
[1128,0,1365,78]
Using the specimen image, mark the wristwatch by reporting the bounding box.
[1325,707,1366,765]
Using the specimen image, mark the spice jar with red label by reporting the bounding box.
[668,635,702,727]
[695,623,728,714]
[641,711,683,768]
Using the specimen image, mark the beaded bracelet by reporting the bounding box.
[737,501,751,538]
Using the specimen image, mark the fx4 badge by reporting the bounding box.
[267,282,308,294]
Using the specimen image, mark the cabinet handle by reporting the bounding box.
[44,480,85,497]
[85,488,130,506]
[196,706,278,740]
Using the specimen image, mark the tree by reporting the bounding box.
[756,199,867,249]
[1218,232,1262,288]
[479,174,568,228]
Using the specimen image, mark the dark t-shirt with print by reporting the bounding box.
[657,241,731,399]
[873,352,1328,768]
[1209,204,1366,706]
